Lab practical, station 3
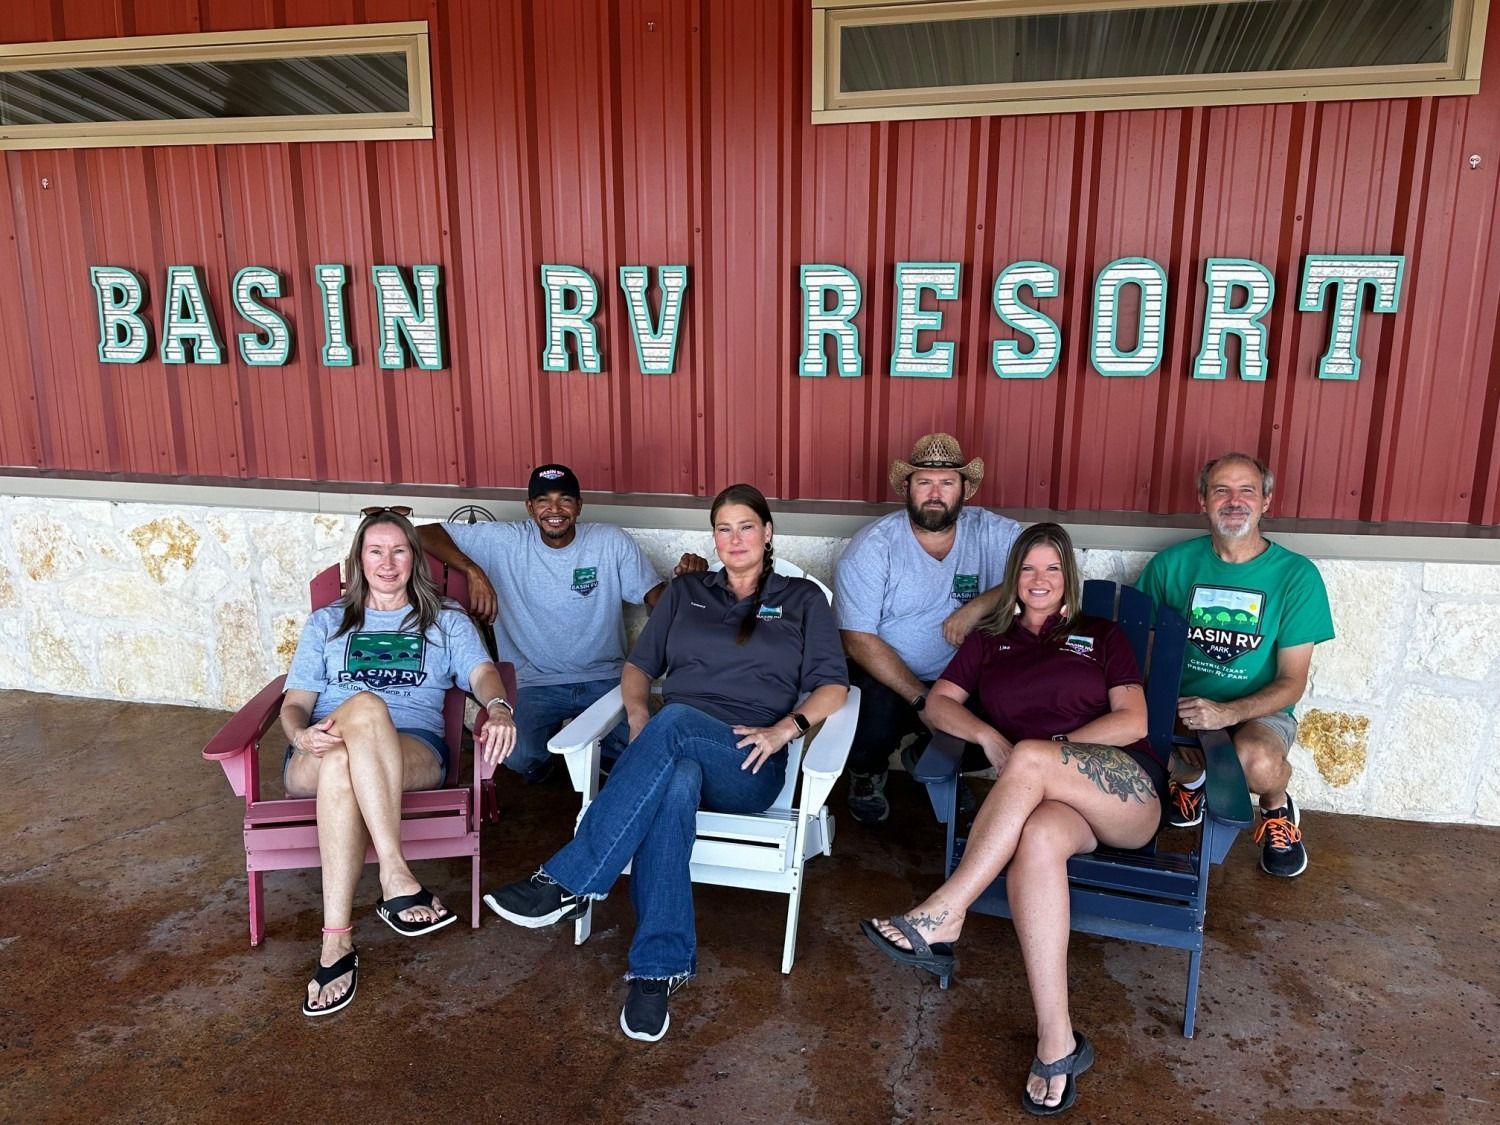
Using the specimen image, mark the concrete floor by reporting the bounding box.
[0,690,1496,1124]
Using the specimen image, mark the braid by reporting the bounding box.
[736,541,775,645]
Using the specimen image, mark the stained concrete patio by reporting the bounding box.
[0,690,1495,1123]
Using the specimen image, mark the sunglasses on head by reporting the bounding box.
[359,505,413,518]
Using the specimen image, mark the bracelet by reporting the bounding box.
[483,696,513,716]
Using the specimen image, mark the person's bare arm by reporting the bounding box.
[840,629,926,704]
[732,683,849,774]
[941,585,1004,647]
[415,523,498,623]
[1177,643,1313,730]
[280,688,342,755]
[925,678,1010,769]
[469,662,517,765]
[1060,683,1148,746]
[621,662,653,741]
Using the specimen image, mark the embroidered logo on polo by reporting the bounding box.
[756,604,783,620]
[952,574,979,602]
[1063,634,1095,657]
[340,632,427,689]
[571,566,598,597]
[1187,585,1267,664]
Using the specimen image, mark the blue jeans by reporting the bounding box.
[509,678,627,781]
[543,703,786,980]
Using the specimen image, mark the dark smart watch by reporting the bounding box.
[911,693,927,713]
[790,712,811,734]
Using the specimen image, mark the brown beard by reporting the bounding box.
[907,492,962,533]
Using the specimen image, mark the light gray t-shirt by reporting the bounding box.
[835,507,1022,682]
[286,604,493,737]
[446,520,662,688]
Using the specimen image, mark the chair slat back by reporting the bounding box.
[1081,579,1187,765]
[308,557,476,787]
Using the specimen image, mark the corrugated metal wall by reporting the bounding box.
[4,0,1500,523]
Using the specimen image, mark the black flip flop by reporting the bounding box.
[859,915,957,978]
[301,948,359,1017]
[376,887,458,937]
[1020,1031,1094,1116]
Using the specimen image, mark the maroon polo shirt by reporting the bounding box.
[939,612,1158,764]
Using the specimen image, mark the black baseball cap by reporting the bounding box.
[528,464,582,501]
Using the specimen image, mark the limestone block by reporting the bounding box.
[0,564,16,610]
[127,516,201,586]
[1374,688,1483,822]
[1288,707,1372,815]
[205,515,252,571]
[1117,551,1154,585]
[312,512,349,550]
[254,521,318,601]
[1079,549,1123,583]
[1421,562,1500,596]
[98,630,208,703]
[1474,763,1500,826]
[14,514,85,583]
[60,571,206,628]
[1307,560,1413,703]
[27,612,92,694]
[0,615,30,688]
[214,599,273,710]
[274,613,306,673]
[1413,601,1500,681]
[85,526,130,564]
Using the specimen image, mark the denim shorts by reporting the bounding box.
[283,726,451,778]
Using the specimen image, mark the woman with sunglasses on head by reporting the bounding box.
[861,523,1166,1117]
[282,507,517,1016]
[484,484,848,1042]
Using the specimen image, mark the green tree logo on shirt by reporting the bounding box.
[340,632,427,688]
[1187,586,1267,665]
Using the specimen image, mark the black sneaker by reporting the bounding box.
[620,976,685,1041]
[1254,795,1307,878]
[483,869,587,928]
[847,771,889,825]
[1168,781,1205,828]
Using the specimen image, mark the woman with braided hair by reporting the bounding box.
[486,483,848,1041]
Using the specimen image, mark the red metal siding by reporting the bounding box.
[3,0,1500,523]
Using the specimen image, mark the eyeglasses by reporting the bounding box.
[359,505,413,518]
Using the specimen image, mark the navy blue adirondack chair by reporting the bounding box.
[908,580,1254,1037]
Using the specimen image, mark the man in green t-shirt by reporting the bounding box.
[1136,452,1334,878]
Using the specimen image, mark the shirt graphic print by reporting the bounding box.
[339,632,428,689]
[1187,584,1268,665]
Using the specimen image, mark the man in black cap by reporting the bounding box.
[420,465,704,782]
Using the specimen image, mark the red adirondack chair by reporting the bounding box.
[202,558,514,945]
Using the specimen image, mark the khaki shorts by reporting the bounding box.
[1234,711,1297,752]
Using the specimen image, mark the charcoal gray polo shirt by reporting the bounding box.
[628,570,848,728]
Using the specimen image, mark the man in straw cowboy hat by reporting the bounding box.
[834,433,1021,826]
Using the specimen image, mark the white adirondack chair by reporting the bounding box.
[545,558,860,973]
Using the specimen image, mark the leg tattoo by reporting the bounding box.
[1057,742,1157,804]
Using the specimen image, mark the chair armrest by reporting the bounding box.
[201,675,287,800]
[910,729,964,784]
[549,685,627,755]
[1194,727,1254,829]
[800,686,861,780]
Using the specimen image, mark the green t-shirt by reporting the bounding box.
[1136,536,1334,711]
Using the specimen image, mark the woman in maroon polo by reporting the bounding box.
[861,522,1166,1117]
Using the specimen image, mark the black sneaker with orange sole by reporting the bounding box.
[1167,780,1205,828]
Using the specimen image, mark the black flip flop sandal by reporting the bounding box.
[1021,1031,1094,1116]
[859,915,957,978]
[301,948,359,1017]
[376,887,458,937]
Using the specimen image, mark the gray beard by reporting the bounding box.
[1213,513,1255,539]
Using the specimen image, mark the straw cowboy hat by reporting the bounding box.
[888,432,985,499]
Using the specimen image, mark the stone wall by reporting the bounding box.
[3,494,1493,826]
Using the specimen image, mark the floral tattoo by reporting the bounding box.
[1057,742,1157,804]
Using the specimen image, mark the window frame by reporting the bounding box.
[812,0,1489,124]
[0,21,433,150]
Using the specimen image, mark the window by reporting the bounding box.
[812,0,1489,123]
[0,22,432,150]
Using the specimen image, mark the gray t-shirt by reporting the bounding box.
[445,520,662,688]
[286,604,493,737]
[835,507,1022,681]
